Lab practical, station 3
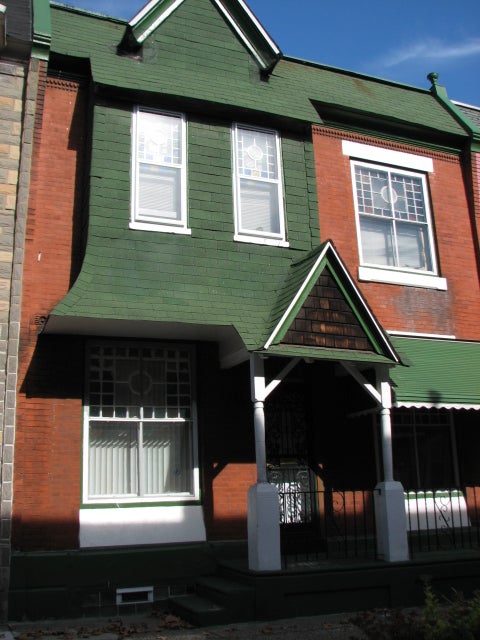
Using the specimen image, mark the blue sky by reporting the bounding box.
[58,0,480,106]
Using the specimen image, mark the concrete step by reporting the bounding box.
[169,593,229,627]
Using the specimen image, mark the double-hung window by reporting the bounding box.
[354,162,434,271]
[131,108,189,234]
[233,124,286,245]
[343,141,446,290]
[84,343,198,503]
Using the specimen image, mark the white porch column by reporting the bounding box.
[247,354,281,571]
[374,372,409,562]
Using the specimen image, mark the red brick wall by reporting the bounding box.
[13,76,87,550]
[313,126,480,340]
[469,151,480,277]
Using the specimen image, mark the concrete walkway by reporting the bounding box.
[1,611,368,640]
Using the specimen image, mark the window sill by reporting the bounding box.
[234,233,289,247]
[83,495,198,506]
[358,266,447,290]
[130,221,192,235]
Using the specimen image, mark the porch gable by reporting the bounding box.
[264,240,400,364]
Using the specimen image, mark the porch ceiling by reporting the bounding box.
[389,336,480,410]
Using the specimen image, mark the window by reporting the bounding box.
[233,124,286,245]
[84,343,198,503]
[343,140,446,290]
[392,409,456,490]
[353,163,434,271]
[131,108,189,234]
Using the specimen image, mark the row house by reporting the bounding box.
[7,0,480,622]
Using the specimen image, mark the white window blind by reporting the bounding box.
[233,124,285,241]
[85,344,196,501]
[133,109,186,228]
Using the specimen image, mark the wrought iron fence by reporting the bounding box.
[406,487,480,556]
[278,486,480,567]
[278,488,377,567]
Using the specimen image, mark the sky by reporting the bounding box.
[57,0,480,107]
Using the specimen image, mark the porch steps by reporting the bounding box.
[169,575,255,626]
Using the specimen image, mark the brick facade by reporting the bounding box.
[12,76,87,550]
[313,126,480,340]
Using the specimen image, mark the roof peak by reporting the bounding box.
[119,0,281,73]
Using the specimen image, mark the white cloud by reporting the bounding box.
[382,37,480,68]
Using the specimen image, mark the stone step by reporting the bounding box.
[169,593,229,627]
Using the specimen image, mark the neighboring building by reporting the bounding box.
[313,69,480,506]
[0,0,50,622]
[7,0,480,622]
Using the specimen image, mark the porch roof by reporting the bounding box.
[389,336,480,410]
[256,344,395,365]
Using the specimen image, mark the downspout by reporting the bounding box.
[428,72,480,281]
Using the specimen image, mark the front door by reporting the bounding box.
[265,380,322,551]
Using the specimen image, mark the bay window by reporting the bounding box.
[84,343,198,503]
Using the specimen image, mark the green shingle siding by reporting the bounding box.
[50,2,466,136]
[54,99,317,348]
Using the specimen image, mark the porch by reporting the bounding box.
[276,486,480,568]
[169,485,480,626]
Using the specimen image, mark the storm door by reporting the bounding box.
[265,381,320,548]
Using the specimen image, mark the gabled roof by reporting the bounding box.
[262,241,400,365]
[118,0,281,73]
[49,4,468,140]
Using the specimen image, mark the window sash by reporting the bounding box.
[352,161,436,274]
[233,124,285,240]
[85,344,196,502]
[132,109,187,228]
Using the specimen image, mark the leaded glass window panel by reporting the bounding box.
[233,124,285,241]
[85,343,196,502]
[133,109,187,229]
[353,162,434,273]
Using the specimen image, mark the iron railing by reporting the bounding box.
[406,487,480,556]
[278,486,480,567]
[278,488,377,567]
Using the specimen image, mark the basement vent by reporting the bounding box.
[116,586,154,606]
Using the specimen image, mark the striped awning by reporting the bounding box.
[389,337,480,410]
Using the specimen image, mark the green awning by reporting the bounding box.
[390,337,480,410]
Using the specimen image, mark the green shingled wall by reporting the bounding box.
[54,101,319,349]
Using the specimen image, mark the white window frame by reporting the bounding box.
[130,107,190,234]
[343,141,447,290]
[232,123,288,246]
[82,342,199,505]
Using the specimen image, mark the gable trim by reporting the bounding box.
[126,0,281,71]
[213,0,281,70]
[130,0,184,44]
